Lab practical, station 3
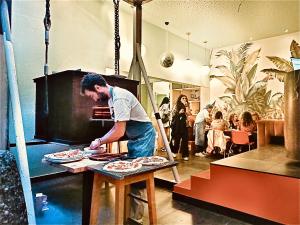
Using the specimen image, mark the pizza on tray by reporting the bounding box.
[44,149,84,163]
[102,161,142,173]
[132,156,168,166]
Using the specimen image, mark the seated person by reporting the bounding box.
[210,111,228,131]
[239,111,257,147]
[239,111,256,133]
[206,111,229,154]
[251,112,261,132]
[228,113,239,129]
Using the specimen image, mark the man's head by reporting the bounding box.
[205,104,213,113]
[80,73,109,102]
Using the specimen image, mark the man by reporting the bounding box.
[80,73,156,223]
[194,104,213,157]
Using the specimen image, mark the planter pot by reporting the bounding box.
[284,69,300,160]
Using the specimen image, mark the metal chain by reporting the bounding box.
[113,0,121,76]
[43,0,51,74]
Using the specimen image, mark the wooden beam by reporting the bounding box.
[0,35,8,150]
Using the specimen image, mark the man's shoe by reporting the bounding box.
[183,157,189,161]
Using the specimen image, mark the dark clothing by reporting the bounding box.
[229,121,238,129]
[170,113,189,157]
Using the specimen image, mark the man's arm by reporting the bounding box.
[90,121,126,149]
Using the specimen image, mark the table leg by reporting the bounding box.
[124,185,131,223]
[82,171,94,225]
[90,174,104,225]
[146,174,157,225]
[115,181,125,225]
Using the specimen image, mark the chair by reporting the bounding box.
[229,130,254,152]
[206,130,230,158]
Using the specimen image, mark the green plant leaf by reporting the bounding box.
[264,90,272,105]
[209,75,236,90]
[238,43,253,58]
[224,88,235,94]
[215,65,234,79]
[260,68,286,82]
[266,56,293,72]
[242,48,261,76]
[247,81,267,98]
[246,64,258,84]
[216,50,230,59]
[235,78,244,103]
[219,96,233,105]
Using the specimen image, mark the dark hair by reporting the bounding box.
[242,111,253,127]
[175,95,187,112]
[229,113,237,122]
[80,73,107,95]
[160,97,170,107]
[214,111,223,119]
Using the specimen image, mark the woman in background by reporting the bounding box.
[170,95,190,161]
[228,113,239,129]
[239,111,257,148]
[251,112,261,132]
[158,97,171,151]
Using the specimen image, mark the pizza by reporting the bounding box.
[88,153,126,161]
[84,145,106,154]
[102,161,142,173]
[44,149,84,163]
[132,156,168,166]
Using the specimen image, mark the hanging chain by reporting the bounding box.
[113,0,121,76]
[43,0,51,76]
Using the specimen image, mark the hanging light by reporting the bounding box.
[186,32,191,61]
[160,21,175,68]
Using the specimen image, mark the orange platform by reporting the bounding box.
[173,146,300,225]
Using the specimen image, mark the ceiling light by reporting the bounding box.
[249,37,253,41]
[284,29,289,33]
[160,21,174,68]
[186,32,191,61]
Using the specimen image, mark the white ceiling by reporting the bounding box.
[121,0,300,49]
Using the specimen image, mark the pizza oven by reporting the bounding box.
[34,70,139,144]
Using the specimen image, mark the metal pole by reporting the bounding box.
[1,0,36,224]
[136,45,180,183]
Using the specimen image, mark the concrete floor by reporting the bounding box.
[32,175,251,225]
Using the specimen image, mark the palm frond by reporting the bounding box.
[235,78,244,103]
[246,64,258,84]
[242,48,261,75]
[215,50,230,59]
[260,68,286,82]
[219,96,233,105]
[290,40,300,58]
[246,81,267,98]
[266,56,293,72]
[209,75,236,90]
[224,88,235,94]
[238,43,253,58]
[216,65,234,79]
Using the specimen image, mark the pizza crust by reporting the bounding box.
[132,156,168,166]
[103,161,142,173]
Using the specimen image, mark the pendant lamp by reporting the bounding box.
[160,21,175,68]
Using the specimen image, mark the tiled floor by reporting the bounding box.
[33,175,252,225]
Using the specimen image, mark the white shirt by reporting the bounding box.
[108,86,150,122]
[195,108,209,123]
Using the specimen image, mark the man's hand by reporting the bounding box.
[90,138,101,150]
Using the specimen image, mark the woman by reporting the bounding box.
[228,113,239,129]
[170,95,189,161]
[251,112,261,132]
[239,111,256,133]
[211,111,228,131]
[158,97,170,151]
[206,111,229,154]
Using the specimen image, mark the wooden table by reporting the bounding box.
[45,157,177,225]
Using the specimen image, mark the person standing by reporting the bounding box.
[80,73,156,223]
[158,97,171,151]
[170,95,190,161]
[194,104,213,157]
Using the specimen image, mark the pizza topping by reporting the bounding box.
[132,156,168,165]
[103,161,142,173]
